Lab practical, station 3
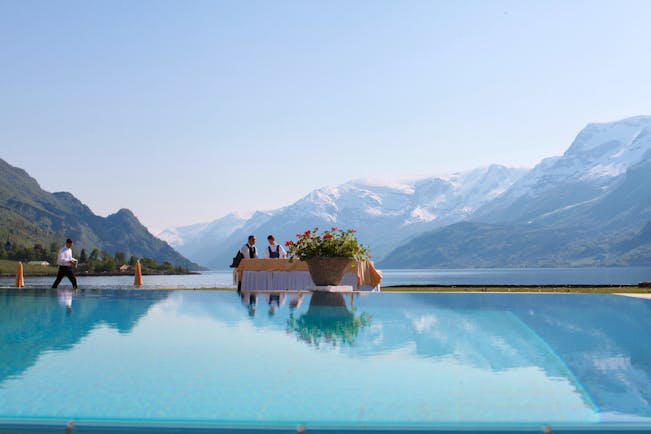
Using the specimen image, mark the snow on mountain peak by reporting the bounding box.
[350,177,416,195]
[161,164,527,265]
[499,116,651,203]
[230,210,256,220]
[565,116,651,181]
[405,206,438,224]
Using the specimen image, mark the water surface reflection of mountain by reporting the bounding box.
[211,291,651,420]
[0,289,169,385]
[362,293,651,420]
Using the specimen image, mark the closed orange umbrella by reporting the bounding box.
[16,261,25,288]
[134,260,143,288]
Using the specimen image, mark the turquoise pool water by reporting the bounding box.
[1,289,651,433]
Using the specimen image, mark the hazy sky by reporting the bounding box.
[2,0,651,233]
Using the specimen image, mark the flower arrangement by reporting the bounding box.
[285,227,370,262]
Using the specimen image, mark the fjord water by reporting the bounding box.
[2,266,650,289]
[1,289,651,431]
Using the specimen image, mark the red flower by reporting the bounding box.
[324,234,333,240]
[304,230,311,237]
[331,227,338,231]
[285,240,294,247]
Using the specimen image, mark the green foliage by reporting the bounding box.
[0,158,199,270]
[89,248,99,261]
[1,242,55,263]
[0,242,189,275]
[0,259,58,275]
[114,251,126,264]
[286,227,370,261]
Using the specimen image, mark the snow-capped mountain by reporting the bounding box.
[475,116,651,223]
[163,115,651,269]
[158,211,275,266]
[159,211,253,250]
[380,116,651,268]
[159,165,527,268]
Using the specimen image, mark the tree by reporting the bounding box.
[49,242,59,264]
[140,257,156,271]
[129,256,139,266]
[114,251,126,264]
[79,248,88,263]
[89,248,100,261]
[97,255,116,272]
[33,244,47,260]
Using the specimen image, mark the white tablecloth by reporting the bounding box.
[238,270,379,292]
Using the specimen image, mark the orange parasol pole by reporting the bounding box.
[16,261,25,288]
[134,260,143,288]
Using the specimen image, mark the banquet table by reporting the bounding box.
[234,259,382,291]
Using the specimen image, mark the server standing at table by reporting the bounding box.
[240,235,259,259]
[264,234,287,259]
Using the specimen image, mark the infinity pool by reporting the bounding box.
[1,289,651,433]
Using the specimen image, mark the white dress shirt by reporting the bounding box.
[264,243,287,259]
[57,246,76,266]
[239,244,259,259]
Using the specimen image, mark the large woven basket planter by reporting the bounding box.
[305,257,353,286]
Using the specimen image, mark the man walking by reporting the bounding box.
[51,238,78,290]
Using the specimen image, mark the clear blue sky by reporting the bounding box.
[2,0,650,232]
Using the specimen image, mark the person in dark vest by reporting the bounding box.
[264,234,287,259]
[239,235,259,259]
[51,238,78,290]
[235,235,258,293]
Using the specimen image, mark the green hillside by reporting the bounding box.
[0,158,199,269]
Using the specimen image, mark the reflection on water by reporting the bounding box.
[238,291,371,348]
[286,292,372,348]
[0,289,168,386]
[0,289,650,428]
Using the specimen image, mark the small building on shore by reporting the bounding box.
[119,264,130,272]
[27,260,50,267]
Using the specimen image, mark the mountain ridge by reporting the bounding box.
[160,164,528,268]
[161,115,651,269]
[0,158,198,269]
[379,116,651,268]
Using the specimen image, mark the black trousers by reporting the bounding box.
[52,266,77,289]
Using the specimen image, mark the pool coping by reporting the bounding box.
[2,285,651,294]
[2,418,651,434]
